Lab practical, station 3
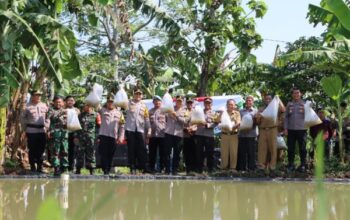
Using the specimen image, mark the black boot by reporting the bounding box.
[75,168,81,175]
[89,168,94,175]
[61,167,68,174]
[30,163,36,173]
[129,165,137,175]
[54,167,60,176]
[37,162,43,173]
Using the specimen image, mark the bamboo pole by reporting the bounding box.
[0,108,6,166]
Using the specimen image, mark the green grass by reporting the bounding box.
[79,167,130,175]
[4,158,19,168]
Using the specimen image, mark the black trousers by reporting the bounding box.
[27,133,46,170]
[287,130,307,167]
[99,135,116,173]
[237,137,256,171]
[183,136,196,173]
[149,137,166,171]
[165,134,182,173]
[310,140,330,160]
[195,135,215,173]
[68,133,76,171]
[126,131,147,170]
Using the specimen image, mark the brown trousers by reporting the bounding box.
[258,128,278,170]
[220,134,238,169]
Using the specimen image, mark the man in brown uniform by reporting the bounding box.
[164,95,186,175]
[256,94,285,173]
[220,99,241,172]
[195,97,217,173]
[149,95,166,173]
[22,90,49,173]
[125,88,151,174]
[238,96,258,171]
[98,96,125,175]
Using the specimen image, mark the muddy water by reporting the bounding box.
[0,179,349,220]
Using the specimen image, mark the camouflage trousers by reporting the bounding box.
[50,130,69,169]
[76,133,96,169]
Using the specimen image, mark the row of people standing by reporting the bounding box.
[220,88,309,173]
[22,88,217,175]
[216,95,284,173]
[148,92,285,174]
[148,95,217,175]
[22,87,312,175]
[22,90,121,175]
[123,89,216,175]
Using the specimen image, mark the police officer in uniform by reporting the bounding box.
[65,96,80,172]
[164,95,186,175]
[74,103,101,175]
[98,95,125,175]
[195,97,217,173]
[125,88,151,174]
[22,90,49,173]
[284,88,307,172]
[148,95,166,173]
[183,97,197,174]
[47,96,68,175]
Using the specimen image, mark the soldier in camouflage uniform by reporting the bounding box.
[74,103,101,175]
[48,96,68,175]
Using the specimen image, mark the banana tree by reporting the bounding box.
[308,0,350,41]
[0,0,82,160]
[277,0,350,162]
[321,74,350,163]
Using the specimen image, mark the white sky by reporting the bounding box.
[252,0,325,63]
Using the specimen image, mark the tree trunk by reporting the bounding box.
[197,61,209,97]
[8,82,30,160]
[111,4,119,81]
[0,108,6,166]
[338,105,345,163]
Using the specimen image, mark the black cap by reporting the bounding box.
[176,95,184,101]
[31,90,43,95]
[53,95,64,101]
[133,88,143,94]
[186,98,194,103]
[204,97,212,103]
[106,95,114,102]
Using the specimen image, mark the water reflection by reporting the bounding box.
[0,179,349,220]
